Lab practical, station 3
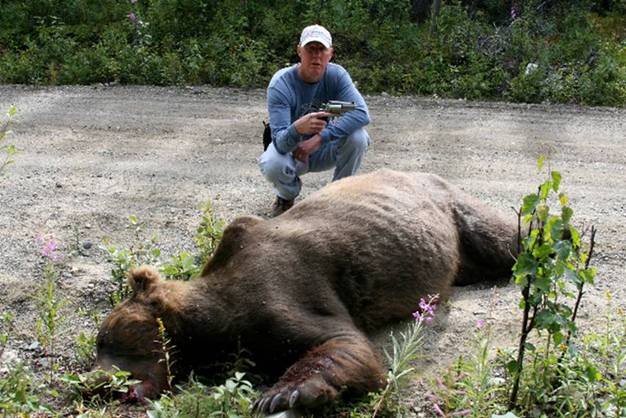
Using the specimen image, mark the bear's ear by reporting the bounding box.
[128,266,161,294]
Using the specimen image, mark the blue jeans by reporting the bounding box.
[258,128,369,200]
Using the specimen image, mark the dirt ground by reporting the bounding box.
[0,85,624,416]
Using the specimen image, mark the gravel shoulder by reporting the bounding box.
[0,85,624,415]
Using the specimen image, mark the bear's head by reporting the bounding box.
[94,266,174,399]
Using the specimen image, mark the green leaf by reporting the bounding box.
[554,240,572,260]
[561,206,573,224]
[535,310,556,330]
[585,365,602,382]
[129,215,138,225]
[513,253,537,275]
[537,155,545,171]
[569,226,581,247]
[579,268,596,285]
[7,105,17,118]
[551,171,561,192]
[545,215,562,241]
[505,360,519,374]
[534,275,552,292]
[536,204,549,221]
[564,267,581,286]
[521,193,539,215]
[533,243,554,259]
[552,330,564,344]
[539,181,551,200]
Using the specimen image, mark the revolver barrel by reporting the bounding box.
[321,100,356,115]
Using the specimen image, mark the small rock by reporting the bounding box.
[82,240,93,250]
[490,377,506,386]
[0,348,21,373]
[27,341,41,351]
[525,62,539,75]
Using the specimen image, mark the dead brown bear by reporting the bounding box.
[95,169,518,414]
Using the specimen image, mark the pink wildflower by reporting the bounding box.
[38,234,62,261]
[476,319,485,329]
[412,294,439,323]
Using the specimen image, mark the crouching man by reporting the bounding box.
[259,24,371,217]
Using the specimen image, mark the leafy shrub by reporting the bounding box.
[0,0,622,105]
[508,159,597,409]
[0,363,50,416]
[63,368,141,405]
[147,373,258,418]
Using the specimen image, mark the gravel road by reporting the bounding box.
[0,84,624,415]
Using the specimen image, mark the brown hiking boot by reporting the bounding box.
[271,196,294,217]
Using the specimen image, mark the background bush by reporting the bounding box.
[0,0,623,105]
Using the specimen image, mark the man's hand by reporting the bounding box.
[294,111,331,135]
[293,134,322,162]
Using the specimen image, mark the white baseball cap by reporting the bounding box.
[299,25,332,48]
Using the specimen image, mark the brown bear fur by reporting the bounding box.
[95,169,518,413]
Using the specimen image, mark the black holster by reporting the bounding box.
[262,121,272,151]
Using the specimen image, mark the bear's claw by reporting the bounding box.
[269,393,282,413]
[254,388,300,414]
[288,390,299,408]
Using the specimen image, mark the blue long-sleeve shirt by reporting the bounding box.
[267,63,370,155]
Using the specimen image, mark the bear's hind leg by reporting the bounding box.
[452,195,519,285]
[254,334,385,414]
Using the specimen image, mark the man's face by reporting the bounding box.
[297,42,333,83]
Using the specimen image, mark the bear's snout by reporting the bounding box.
[92,353,169,401]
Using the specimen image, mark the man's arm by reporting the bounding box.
[267,86,302,155]
[268,86,331,155]
[319,68,370,144]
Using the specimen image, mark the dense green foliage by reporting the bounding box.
[0,0,623,105]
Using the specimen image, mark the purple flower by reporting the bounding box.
[511,6,519,20]
[129,0,138,3]
[412,294,439,323]
[128,12,138,24]
[476,319,485,329]
[38,234,62,261]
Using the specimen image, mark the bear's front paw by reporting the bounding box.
[253,373,338,414]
